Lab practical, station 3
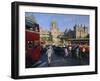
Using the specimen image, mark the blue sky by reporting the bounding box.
[25,12,89,32]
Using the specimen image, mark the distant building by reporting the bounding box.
[64,24,89,39]
[40,20,64,46]
[63,24,89,45]
[40,21,89,46]
[40,27,50,44]
[50,21,62,44]
[74,24,88,39]
[64,29,75,39]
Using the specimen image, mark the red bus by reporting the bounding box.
[25,23,41,68]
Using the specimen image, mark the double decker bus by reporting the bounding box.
[25,15,41,68]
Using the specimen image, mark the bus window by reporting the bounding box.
[34,40,40,48]
[27,41,34,48]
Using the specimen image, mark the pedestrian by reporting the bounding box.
[68,46,72,57]
[46,45,54,66]
[71,45,76,58]
[64,47,69,57]
[82,47,86,58]
[76,45,80,58]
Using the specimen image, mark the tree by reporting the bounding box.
[63,29,75,40]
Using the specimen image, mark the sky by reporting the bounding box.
[25,12,89,32]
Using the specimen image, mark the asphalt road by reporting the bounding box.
[31,49,89,67]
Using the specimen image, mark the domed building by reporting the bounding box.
[50,21,60,45]
[40,20,64,46]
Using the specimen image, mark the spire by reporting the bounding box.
[50,20,58,30]
[51,20,57,28]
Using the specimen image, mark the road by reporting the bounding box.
[31,48,89,67]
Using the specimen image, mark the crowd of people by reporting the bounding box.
[40,43,89,65]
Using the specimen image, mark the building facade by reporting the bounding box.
[74,24,88,39]
[40,21,89,46]
[50,21,62,45]
[40,20,64,46]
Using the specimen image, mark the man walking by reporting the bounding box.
[46,45,54,66]
[64,47,69,57]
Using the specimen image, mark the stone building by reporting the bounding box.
[74,24,88,39]
[40,20,64,46]
[50,21,60,44]
[63,24,89,45]
[40,27,50,44]
[64,24,89,39]
[40,21,89,46]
